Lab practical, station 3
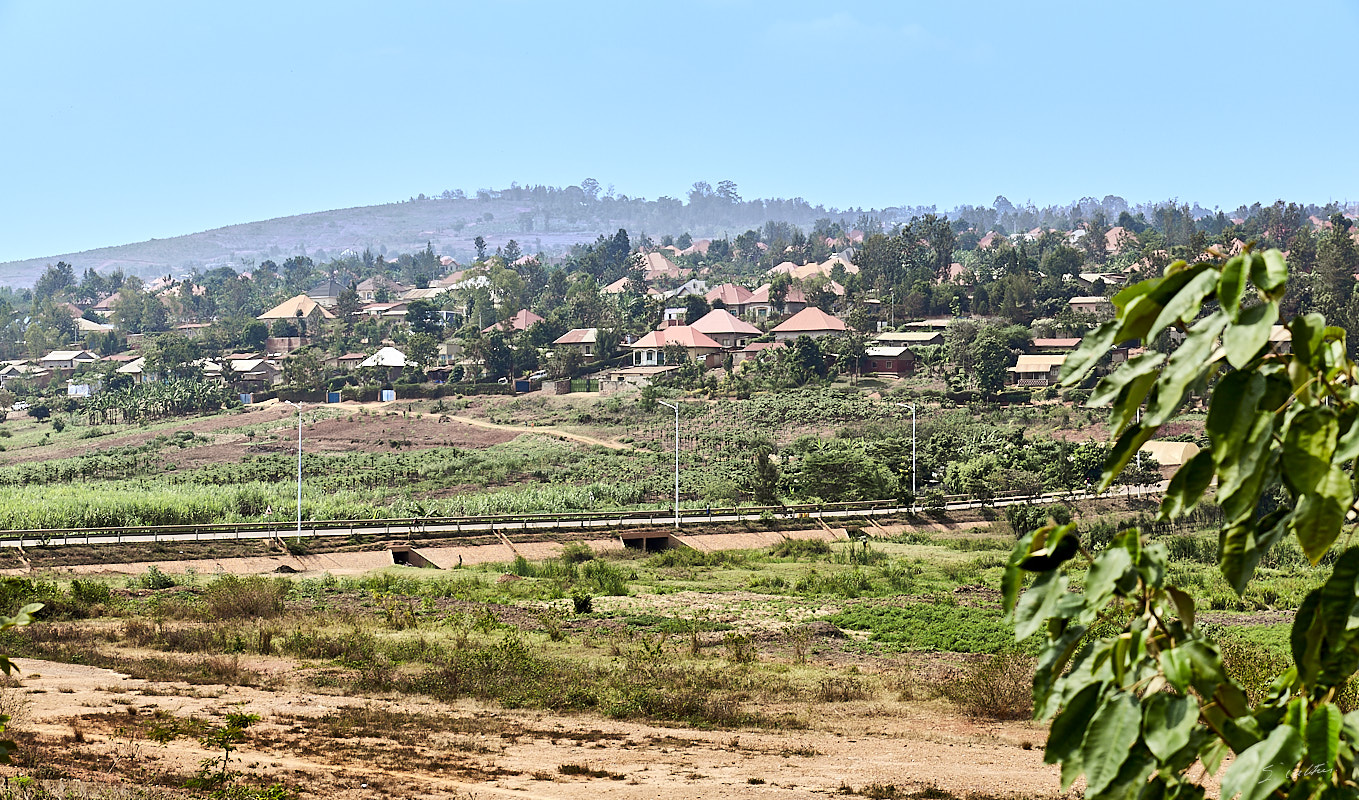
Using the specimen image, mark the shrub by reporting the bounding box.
[70,579,111,606]
[560,543,595,564]
[137,565,178,590]
[935,650,1034,719]
[768,539,831,559]
[580,560,629,596]
[572,593,593,614]
[202,575,288,620]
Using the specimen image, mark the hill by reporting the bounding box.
[0,184,875,288]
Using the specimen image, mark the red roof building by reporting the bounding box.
[628,326,723,367]
[482,309,545,334]
[689,309,761,348]
[771,307,848,341]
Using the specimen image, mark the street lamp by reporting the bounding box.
[896,399,918,499]
[657,400,680,529]
[284,401,303,537]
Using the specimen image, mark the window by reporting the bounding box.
[884,361,894,370]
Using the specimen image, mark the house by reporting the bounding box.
[0,363,50,389]
[1031,338,1082,353]
[628,326,724,368]
[746,283,808,319]
[482,309,544,334]
[306,278,349,308]
[359,302,409,318]
[553,328,601,357]
[173,323,212,339]
[115,357,157,384]
[663,278,710,300]
[1008,354,1067,386]
[76,317,115,335]
[39,350,99,371]
[336,352,367,371]
[355,276,408,303]
[872,331,944,347]
[704,284,754,314]
[640,251,690,282]
[228,358,282,387]
[1269,325,1292,355]
[733,341,787,365]
[602,276,632,294]
[1068,296,1114,317]
[257,295,336,326]
[599,365,680,394]
[359,347,408,368]
[862,346,915,377]
[771,308,848,342]
[689,309,761,349]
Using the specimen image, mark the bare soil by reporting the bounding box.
[2,657,1070,799]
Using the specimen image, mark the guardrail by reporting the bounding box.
[0,485,1161,549]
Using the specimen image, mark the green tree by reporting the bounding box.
[405,299,444,338]
[474,236,488,261]
[752,449,781,505]
[1005,248,1359,797]
[968,327,1010,395]
[405,332,439,370]
[282,350,325,391]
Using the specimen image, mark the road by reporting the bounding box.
[0,483,1163,549]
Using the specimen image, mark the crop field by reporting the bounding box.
[0,384,1176,532]
[0,500,1328,799]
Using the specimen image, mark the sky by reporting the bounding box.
[2,0,1358,262]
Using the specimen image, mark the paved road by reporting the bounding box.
[0,483,1163,549]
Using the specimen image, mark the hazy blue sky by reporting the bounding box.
[3,0,1357,262]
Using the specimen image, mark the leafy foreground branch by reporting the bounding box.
[1005,247,1359,799]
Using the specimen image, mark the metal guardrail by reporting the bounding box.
[0,486,1161,549]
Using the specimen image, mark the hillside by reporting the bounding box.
[0,187,860,288]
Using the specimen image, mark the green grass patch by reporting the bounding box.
[831,601,1024,653]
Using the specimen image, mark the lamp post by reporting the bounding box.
[284,401,303,537]
[657,400,680,529]
[895,402,917,499]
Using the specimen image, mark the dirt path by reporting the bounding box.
[4,658,1070,799]
[440,413,630,450]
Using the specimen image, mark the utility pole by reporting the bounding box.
[658,400,680,529]
[284,401,303,537]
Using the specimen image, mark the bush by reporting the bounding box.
[936,650,1035,719]
[767,539,831,559]
[572,593,593,614]
[202,575,288,620]
[580,560,629,596]
[560,543,595,564]
[70,579,111,606]
[137,565,178,590]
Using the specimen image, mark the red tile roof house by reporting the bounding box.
[704,283,755,315]
[482,309,545,334]
[689,309,761,349]
[771,307,849,342]
[746,284,808,320]
[628,326,724,368]
[733,340,787,365]
[552,328,600,357]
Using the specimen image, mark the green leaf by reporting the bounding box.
[1149,267,1219,342]
[1292,590,1324,686]
[1291,313,1327,371]
[1002,529,1036,614]
[1283,406,1339,495]
[1306,704,1341,777]
[1251,249,1288,295]
[1089,351,1165,409]
[1221,724,1304,800]
[1143,692,1199,760]
[1013,571,1068,641]
[1159,450,1215,520]
[1084,546,1134,608]
[1290,466,1352,564]
[1017,523,1081,572]
[1045,681,1103,788]
[1217,256,1247,322]
[1033,623,1088,719]
[1059,320,1121,386]
[1081,693,1141,796]
[1166,587,1196,631]
[1143,312,1228,427]
[1090,744,1156,800]
[1222,301,1278,370]
[1218,509,1289,596]
[1099,424,1158,492]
